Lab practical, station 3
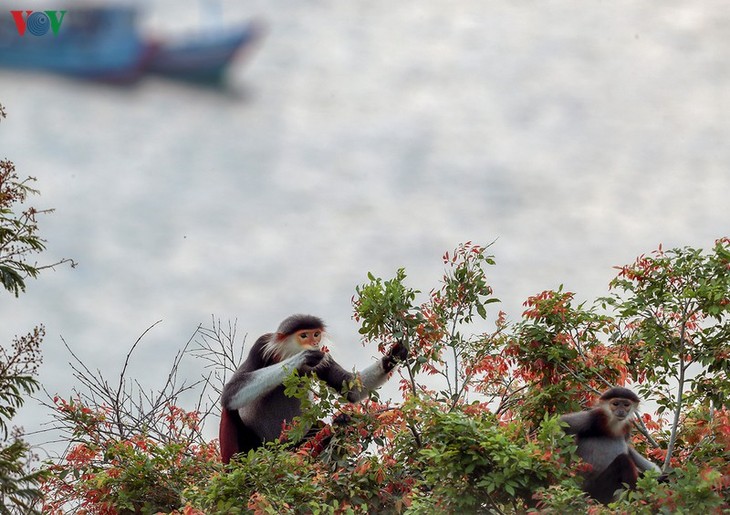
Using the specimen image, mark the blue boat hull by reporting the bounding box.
[147,22,264,83]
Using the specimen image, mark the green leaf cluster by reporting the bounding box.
[188,445,333,514]
[409,408,577,513]
[0,162,45,297]
[0,326,46,513]
[355,268,420,345]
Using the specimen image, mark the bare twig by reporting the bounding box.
[45,319,248,458]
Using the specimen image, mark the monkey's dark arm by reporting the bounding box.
[315,356,384,402]
[628,446,661,473]
[317,343,406,403]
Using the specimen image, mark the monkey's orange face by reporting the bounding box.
[268,328,325,362]
[294,328,323,349]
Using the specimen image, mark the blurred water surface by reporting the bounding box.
[0,1,728,443]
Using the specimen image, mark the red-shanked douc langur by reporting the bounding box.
[560,386,662,504]
[219,314,406,463]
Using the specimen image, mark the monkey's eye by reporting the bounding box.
[298,332,308,339]
[314,331,321,338]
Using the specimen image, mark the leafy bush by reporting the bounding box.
[1,102,76,513]
[40,240,730,513]
[41,398,220,514]
[0,330,47,514]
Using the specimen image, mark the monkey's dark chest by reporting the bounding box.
[581,412,626,439]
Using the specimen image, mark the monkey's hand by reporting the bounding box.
[297,349,327,373]
[382,342,408,372]
[332,412,351,426]
[657,470,671,484]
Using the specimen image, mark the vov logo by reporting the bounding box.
[10,10,67,36]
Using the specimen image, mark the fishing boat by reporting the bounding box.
[0,5,151,82]
[0,5,264,84]
[146,20,265,84]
